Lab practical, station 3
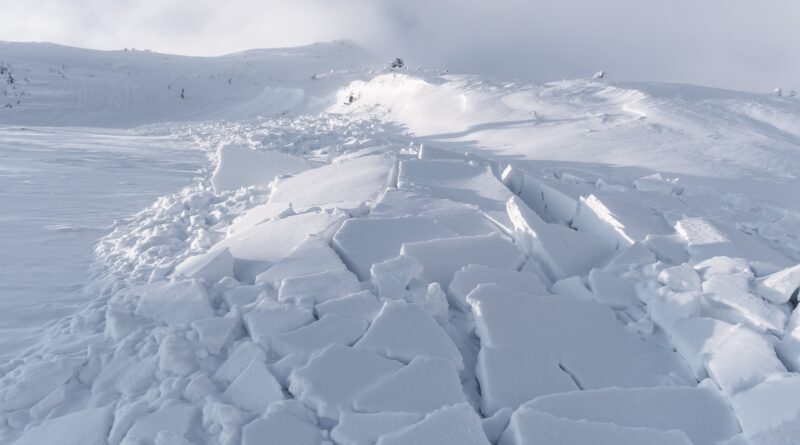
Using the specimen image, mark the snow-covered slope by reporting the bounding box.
[2,42,800,445]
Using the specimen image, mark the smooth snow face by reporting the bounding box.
[2,42,800,445]
[0,125,203,360]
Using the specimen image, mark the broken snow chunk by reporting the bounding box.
[173,248,234,284]
[550,276,594,301]
[315,290,381,322]
[731,374,800,443]
[244,304,314,349]
[331,411,423,445]
[242,411,323,445]
[270,353,308,388]
[211,143,312,193]
[222,285,262,307]
[277,269,363,305]
[121,403,198,445]
[15,406,114,445]
[588,268,640,308]
[270,314,368,358]
[606,241,657,271]
[476,347,577,416]
[255,235,348,286]
[401,233,524,288]
[158,333,196,376]
[448,264,548,311]
[658,264,702,292]
[502,167,583,224]
[191,317,237,355]
[668,316,737,379]
[268,152,395,208]
[506,196,611,280]
[135,279,214,326]
[500,409,692,445]
[223,358,284,413]
[648,291,702,332]
[355,300,464,370]
[702,274,787,334]
[676,217,792,266]
[398,158,515,232]
[705,325,787,396]
[482,407,513,444]
[227,202,292,234]
[214,342,266,383]
[754,264,800,304]
[353,356,466,414]
[573,192,675,247]
[375,403,490,445]
[333,216,455,281]
[696,256,752,278]
[558,350,693,390]
[370,254,424,299]
[288,344,403,421]
[184,374,218,402]
[634,173,683,195]
[644,234,690,264]
[524,386,740,445]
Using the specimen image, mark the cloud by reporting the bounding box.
[1,0,798,92]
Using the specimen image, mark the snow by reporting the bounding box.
[3,40,800,445]
[210,143,312,192]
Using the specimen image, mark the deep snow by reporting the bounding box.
[1,41,800,445]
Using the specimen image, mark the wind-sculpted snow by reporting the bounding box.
[3,43,800,445]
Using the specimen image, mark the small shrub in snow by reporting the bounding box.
[389,58,405,70]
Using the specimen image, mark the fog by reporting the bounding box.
[1,0,798,92]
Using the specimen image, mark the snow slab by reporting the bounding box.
[658,263,702,292]
[121,403,198,445]
[550,276,594,301]
[332,216,456,281]
[507,196,611,280]
[288,344,403,420]
[401,233,524,288]
[397,158,515,232]
[375,403,490,445]
[226,202,292,234]
[222,358,284,413]
[172,248,234,284]
[676,217,792,267]
[355,300,464,370]
[523,386,740,445]
[268,153,395,208]
[668,316,738,379]
[241,411,323,445]
[702,273,787,335]
[270,313,368,358]
[277,269,363,305]
[370,254,424,299]
[314,290,382,322]
[502,166,585,224]
[244,304,315,350]
[588,268,640,308]
[331,411,423,445]
[754,264,800,304]
[191,316,237,355]
[255,235,348,286]
[14,406,114,445]
[211,143,312,193]
[448,264,548,312]
[499,409,692,445]
[573,192,675,247]
[731,374,800,443]
[353,356,466,414]
[135,279,214,326]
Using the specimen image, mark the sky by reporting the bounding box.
[1,0,798,93]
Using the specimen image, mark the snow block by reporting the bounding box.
[370,254,424,299]
[333,216,455,281]
[270,314,368,358]
[227,202,292,234]
[135,279,214,326]
[668,316,737,379]
[448,264,548,312]
[588,268,640,308]
[173,248,234,284]
[375,403,490,445]
[255,235,348,286]
[211,143,311,193]
[242,411,323,445]
[398,158,515,232]
[704,325,787,396]
[573,192,675,247]
[244,304,314,349]
[550,276,593,301]
[288,344,403,420]
[223,358,284,413]
[754,264,800,304]
[507,196,611,280]
[331,411,423,445]
[499,409,692,445]
[315,290,382,322]
[277,269,363,305]
[355,301,464,370]
[191,316,237,355]
[353,356,466,414]
[702,274,787,335]
[401,233,524,288]
[502,167,585,224]
[525,386,740,445]
[658,263,702,292]
[731,374,800,443]
[268,153,395,208]
[121,403,198,445]
[15,406,114,445]
[676,217,792,267]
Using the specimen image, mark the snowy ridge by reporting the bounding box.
[1,43,800,445]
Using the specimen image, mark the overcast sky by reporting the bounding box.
[1,0,798,92]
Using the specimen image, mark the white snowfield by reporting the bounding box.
[1,41,800,445]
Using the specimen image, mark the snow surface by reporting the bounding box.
[2,40,800,444]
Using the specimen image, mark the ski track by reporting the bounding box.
[1,42,800,445]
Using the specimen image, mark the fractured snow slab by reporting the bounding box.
[524,386,740,445]
[121,403,198,445]
[314,290,382,322]
[448,264,548,312]
[499,409,692,445]
[375,403,490,445]
[15,406,114,445]
[255,235,347,286]
[370,254,424,298]
[288,344,403,420]
[191,316,237,355]
[355,300,464,370]
[268,153,395,208]
[702,274,787,335]
[223,358,284,413]
[242,411,323,445]
[401,233,524,288]
[573,192,674,247]
[754,264,800,304]
[353,356,466,414]
[135,279,214,326]
[211,143,312,193]
[332,216,456,281]
[277,269,363,305]
[588,268,640,308]
[658,263,702,292]
[331,411,423,445]
[731,374,800,442]
[173,248,234,284]
[270,314,368,358]
[507,196,611,280]
[676,217,792,266]
[244,304,314,349]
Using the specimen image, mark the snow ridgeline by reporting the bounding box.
[1,109,798,445]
